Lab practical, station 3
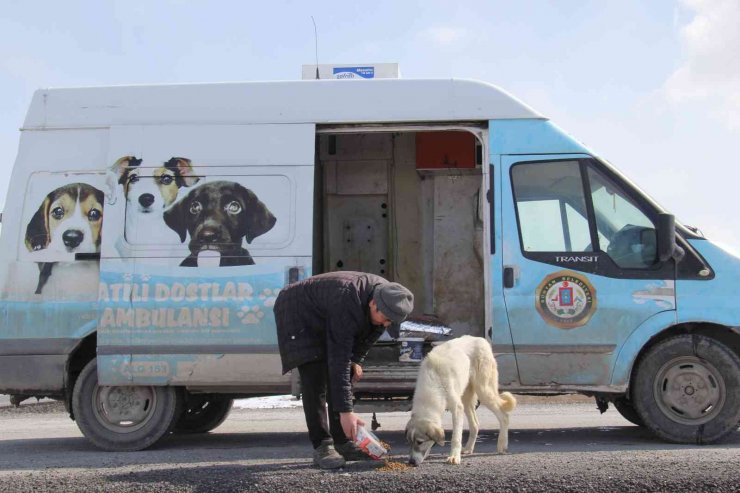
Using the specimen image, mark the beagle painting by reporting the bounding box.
[111,156,200,244]
[25,183,104,294]
[163,181,276,267]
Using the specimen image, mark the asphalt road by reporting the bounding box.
[0,396,737,492]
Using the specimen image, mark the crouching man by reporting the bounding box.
[274,271,414,469]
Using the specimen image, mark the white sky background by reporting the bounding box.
[0,0,738,251]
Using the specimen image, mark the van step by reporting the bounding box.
[353,363,420,394]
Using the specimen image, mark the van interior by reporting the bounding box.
[313,128,488,375]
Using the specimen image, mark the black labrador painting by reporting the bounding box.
[163,181,276,267]
[25,183,104,294]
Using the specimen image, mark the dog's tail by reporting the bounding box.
[499,392,517,413]
[474,341,517,414]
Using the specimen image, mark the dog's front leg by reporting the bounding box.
[446,401,464,465]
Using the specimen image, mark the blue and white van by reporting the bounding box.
[0,79,737,450]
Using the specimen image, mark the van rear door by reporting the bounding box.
[97,124,315,391]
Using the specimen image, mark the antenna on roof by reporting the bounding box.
[311,16,320,79]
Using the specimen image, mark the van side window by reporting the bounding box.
[14,172,104,299]
[115,167,288,267]
[512,160,592,252]
[587,166,657,268]
[122,173,193,246]
[22,173,105,262]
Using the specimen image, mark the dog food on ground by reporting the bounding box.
[378,459,413,472]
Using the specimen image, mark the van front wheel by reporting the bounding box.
[72,358,181,451]
[613,397,644,427]
[632,334,740,444]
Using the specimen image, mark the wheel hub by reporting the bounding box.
[93,385,157,433]
[654,356,725,425]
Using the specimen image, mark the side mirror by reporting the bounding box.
[657,213,676,263]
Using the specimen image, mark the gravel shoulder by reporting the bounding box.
[0,395,737,492]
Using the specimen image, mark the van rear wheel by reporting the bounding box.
[174,395,233,434]
[72,358,181,451]
[632,334,740,444]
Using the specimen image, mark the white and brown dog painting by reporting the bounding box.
[163,181,276,267]
[25,183,104,294]
[111,156,200,245]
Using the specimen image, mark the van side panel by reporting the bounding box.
[677,240,740,327]
[0,129,108,393]
[610,310,677,387]
[489,120,589,155]
[96,124,315,390]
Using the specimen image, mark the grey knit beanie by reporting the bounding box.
[373,282,414,338]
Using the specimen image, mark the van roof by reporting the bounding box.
[23,78,544,129]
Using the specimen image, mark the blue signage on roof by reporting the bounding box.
[333,66,375,79]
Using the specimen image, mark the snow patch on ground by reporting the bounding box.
[233,395,302,410]
[1,393,303,410]
[0,395,55,407]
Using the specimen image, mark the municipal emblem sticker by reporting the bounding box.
[535,270,596,329]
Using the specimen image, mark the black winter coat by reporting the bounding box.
[273,271,388,412]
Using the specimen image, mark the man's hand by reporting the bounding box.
[351,363,363,384]
[339,412,365,441]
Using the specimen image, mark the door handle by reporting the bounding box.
[503,266,514,288]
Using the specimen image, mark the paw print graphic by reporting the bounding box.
[141,274,151,282]
[123,273,133,282]
[236,305,265,325]
[258,288,281,308]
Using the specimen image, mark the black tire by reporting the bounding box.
[632,334,740,444]
[613,397,644,427]
[72,358,181,451]
[174,395,233,434]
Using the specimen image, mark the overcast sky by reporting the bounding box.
[1,0,738,251]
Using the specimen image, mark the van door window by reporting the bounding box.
[15,172,105,299]
[115,156,202,246]
[512,160,592,252]
[509,158,670,278]
[587,166,657,269]
[113,161,289,267]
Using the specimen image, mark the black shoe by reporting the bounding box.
[335,441,373,461]
[313,443,346,469]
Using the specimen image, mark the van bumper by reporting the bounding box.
[0,354,66,393]
[0,338,78,394]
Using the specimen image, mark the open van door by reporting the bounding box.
[499,155,676,387]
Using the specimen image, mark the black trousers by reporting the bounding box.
[298,360,349,449]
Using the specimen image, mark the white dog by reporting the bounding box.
[405,335,516,466]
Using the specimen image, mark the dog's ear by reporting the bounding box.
[163,197,189,243]
[428,423,445,447]
[111,156,141,184]
[25,194,52,252]
[165,157,200,187]
[238,185,276,244]
[405,421,415,443]
[104,170,119,205]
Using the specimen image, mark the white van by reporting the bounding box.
[1,79,738,451]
